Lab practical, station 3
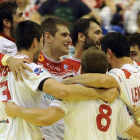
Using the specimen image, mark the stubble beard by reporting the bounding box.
[84,36,96,50]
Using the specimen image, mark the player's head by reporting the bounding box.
[71,16,103,50]
[101,32,130,57]
[41,16,72,56]
[128,33,140,62]
[81,47,108,74]
[101,32,130,70]
[0,1,24,38]
[14,20,43,62]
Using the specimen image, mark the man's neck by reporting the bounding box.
[3,28,11,38]
[16,50,33,61]
[43,47,61,61]
[112,57,134,69]
[73,44,84,60]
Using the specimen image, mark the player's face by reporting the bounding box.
[130,46,140,62]
[34,35,44,63]
[10,8,24,38]
[84,22,103,50]
[51,25,72,57]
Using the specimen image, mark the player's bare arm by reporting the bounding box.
[42,78,119,101]
[126,122,140,139]
[62,73,119,89]
[6,56,33,81]
[5,102,64,126]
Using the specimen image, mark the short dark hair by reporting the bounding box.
[101,32,130,58]
[14,20,43,51]
[128,33,140,50]
[0,1,18,32]
[41,16,71,36]
[71,16,100,46]
[81,47,108,74]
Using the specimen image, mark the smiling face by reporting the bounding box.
[10,8,24,38]
[51,24,72,57]
[84,22,103,50]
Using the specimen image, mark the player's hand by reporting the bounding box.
[100,88,119,103]
[6,56,33,81]
[134,106,140,121]
[61,77,73,85]
[5,102,18,117]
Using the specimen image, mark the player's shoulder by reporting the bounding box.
[109,68,126,82]
[64,57,81,72]
[109,68,124,75]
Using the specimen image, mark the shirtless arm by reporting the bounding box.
[43,78,118,101]
[62,73,119,89]
[5,102,64,126]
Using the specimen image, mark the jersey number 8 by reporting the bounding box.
[96,104,112,132]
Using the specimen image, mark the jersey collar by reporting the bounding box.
[0,32,15,43]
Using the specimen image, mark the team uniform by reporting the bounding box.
[0,52,5,66]
[0,55,52,140]
[38,52,81,140]
[109,61,140,139]
[0,33,17,56]
[50,97,135,140]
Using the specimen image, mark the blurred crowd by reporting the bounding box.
[1,0,140,57]
[5,0,139,35]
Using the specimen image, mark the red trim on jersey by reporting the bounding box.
[136,62,140,66]
[0,53,5,66]
[122,120,136,134]
[0,32,15,43]
[121,69,131,79]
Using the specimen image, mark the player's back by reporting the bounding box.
[0,55,47,140]
[51,98,134,140]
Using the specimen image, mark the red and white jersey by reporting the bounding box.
[0,52,5,66]
[38,52,81,82]
[38,52,81,140]
[109,61,140,114]
[0,33,17,56]
[50,98,135,140]
[0,54,51,140]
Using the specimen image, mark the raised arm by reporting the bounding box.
[42,78,118,102]
[62,73,119,89]
[5,102,64,126]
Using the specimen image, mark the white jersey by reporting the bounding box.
[0,55,52,140]
[50,98,135,140]
[0,35,17,56]
[109,61,140,115]
[38,52,81,140]
[109,61,140,140]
